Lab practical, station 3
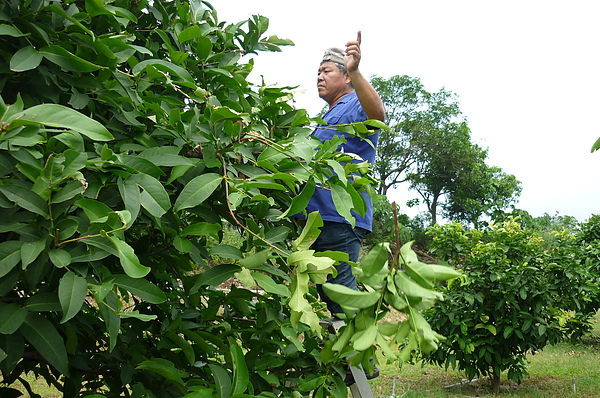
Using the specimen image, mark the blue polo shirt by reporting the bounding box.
[307,92,379,231]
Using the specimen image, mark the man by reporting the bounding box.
[308,31,385,316]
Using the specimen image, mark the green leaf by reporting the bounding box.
[15,104,113,141]
[208,245,243,260]
[229,341,249,395]
[25,292,61,312]
[264,226,290,244]
[0,185,49,217]
[174,173,222,212]
[191,264,240,293]
[208,364,232,398]
[52,180,86,204]
[112,274,167,304]
[108,237,150,278]
[20,313,69,376]
[181,222,221,238]
[59,271,88,323]
[238,249,272,268]
[129,174,171,218]
[211,107,244,123]
[136,358,187,391]
[118,177,141,224]
[178,25,202,42]
[321,283,380,309]
[74,198,113,222]
[166,331,195,366]
[330,183,355,228]
[394,271,443,304]
[132,59,194,83]
[592,137,600,152]
[10,46,43,72]
[118,311,157,321]
[85,0,112,17]
[252,272,290,297]
[0,25,27,37]
[279,177,316,219]
[351,323,378,351]
[402,241,460,285]
[0,241,24,278]
[20,239,46,267]
[364,119,389,130]
[361,242,390,277]
[40,45,103,73]
[288,250,336,285]
[292,211,323,252]
[137,147,195,167]
[298,375,327,392]
[0,303,28,334]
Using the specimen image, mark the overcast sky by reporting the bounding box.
[217,0,600,222]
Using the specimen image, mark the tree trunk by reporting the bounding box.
[491,370,500,395]
[429,192,440,226]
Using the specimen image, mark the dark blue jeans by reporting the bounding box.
[312,221,368,315]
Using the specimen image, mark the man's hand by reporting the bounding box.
[345,31,362,73]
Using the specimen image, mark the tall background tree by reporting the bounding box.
[371,75,521,226]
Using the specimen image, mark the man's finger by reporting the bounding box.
[357,30,362,45]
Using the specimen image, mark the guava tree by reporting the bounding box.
[0,1,458,397]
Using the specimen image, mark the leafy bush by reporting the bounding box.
[423,218,599,394]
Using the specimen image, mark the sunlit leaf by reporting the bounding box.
[592,137,600,153]
[132,59,194,83]
[252,272,290,297]
[13,104,113,141]
[174,173,222,212]
[108,237,150,278]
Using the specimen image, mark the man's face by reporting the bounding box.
[317,61,351,105]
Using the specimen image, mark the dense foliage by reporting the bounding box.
[0,1,458,397]
[422,217,600,394]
